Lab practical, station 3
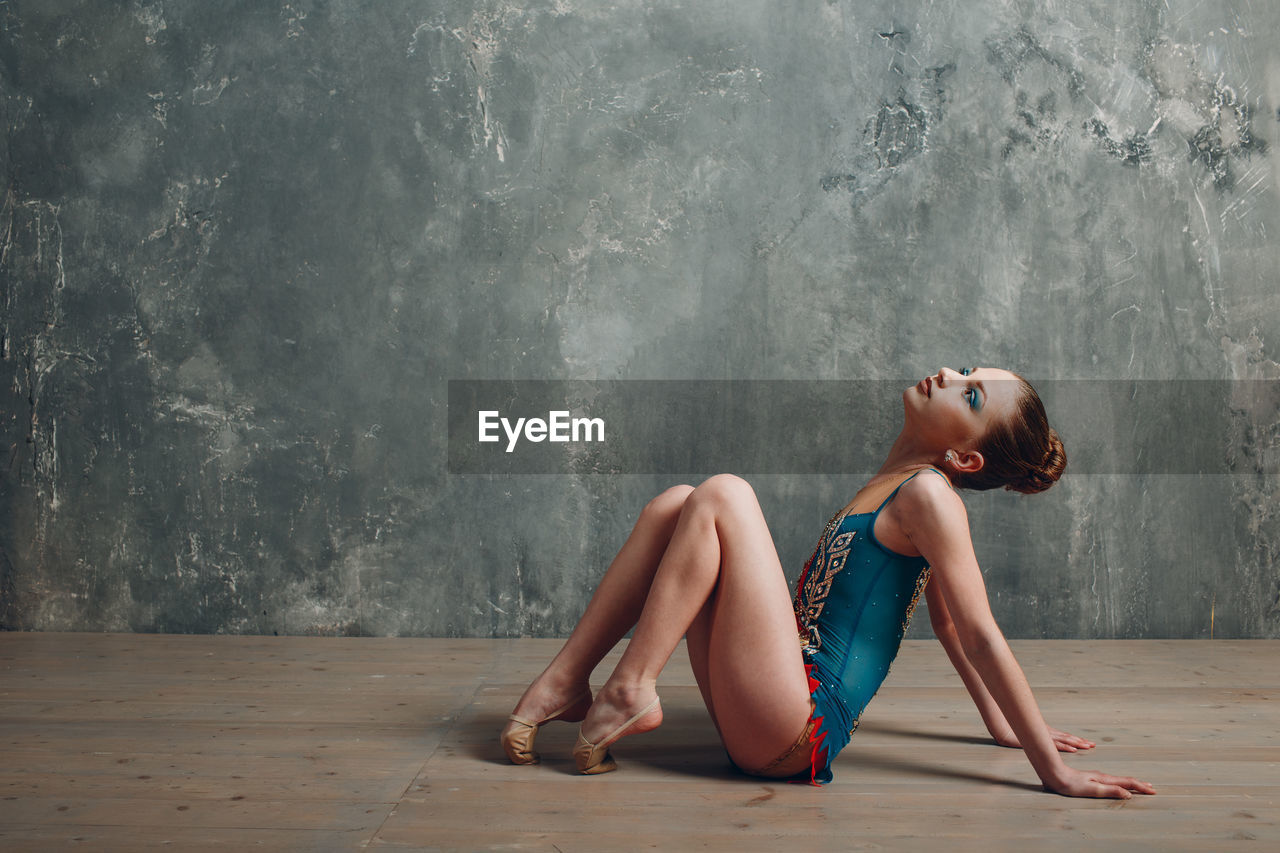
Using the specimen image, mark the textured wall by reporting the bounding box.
[1,0,1277,638]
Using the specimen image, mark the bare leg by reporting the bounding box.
[580,474,813,771]
[684,600,723,737]
[502,484,695,737]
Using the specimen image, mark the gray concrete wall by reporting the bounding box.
[1,0,1277,638]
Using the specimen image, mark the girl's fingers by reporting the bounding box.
[1124,777,1157,795]
[1048,728,1095,750]
[1086,776,1132,799]
[1050,731,1094,752]
[1098,773,1157,796]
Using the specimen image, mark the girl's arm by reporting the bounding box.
[925,580,1095,752]
[894,475,1155,799]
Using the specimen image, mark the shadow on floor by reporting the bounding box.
[857,719,994,746]
[464,706,1037,789]
[469,704,738,777]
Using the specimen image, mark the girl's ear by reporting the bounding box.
[952,450,984,475]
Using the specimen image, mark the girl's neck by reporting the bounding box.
[873,432,936,480]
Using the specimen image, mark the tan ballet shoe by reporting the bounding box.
[501,688,592,765]
[573,695,661,775]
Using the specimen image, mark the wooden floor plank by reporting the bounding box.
[0,825,374,853]
[0,795,388,829]
[2,634,1277,850]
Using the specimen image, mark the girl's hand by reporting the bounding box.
[1043,766,1157,799]
[993,725,1096,753]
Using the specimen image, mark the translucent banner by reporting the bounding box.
[447,380,1278,476]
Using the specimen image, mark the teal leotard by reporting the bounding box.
[792,468,939,783]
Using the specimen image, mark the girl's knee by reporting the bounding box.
[692,474,757,511]
[641,484,695,523]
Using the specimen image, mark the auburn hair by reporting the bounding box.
[952,377,1066,494]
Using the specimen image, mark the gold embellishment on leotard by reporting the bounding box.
[900,566,932,634]
[793,510,854,654]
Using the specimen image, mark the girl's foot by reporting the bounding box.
[500,675,592,765]
[573,685,663,774]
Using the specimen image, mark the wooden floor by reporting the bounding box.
[0,635,1276,852]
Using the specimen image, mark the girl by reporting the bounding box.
[500,368,1155,797]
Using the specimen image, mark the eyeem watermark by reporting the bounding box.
[449,379,1278,475]
[478,410,605,452]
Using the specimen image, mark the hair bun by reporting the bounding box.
[1008,428,1067,495]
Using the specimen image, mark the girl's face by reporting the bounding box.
[902,366,1021,452]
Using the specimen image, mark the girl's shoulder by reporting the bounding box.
[889,467,967,526]
[874,467,966,557]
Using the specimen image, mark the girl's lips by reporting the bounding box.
[919,376,932,397]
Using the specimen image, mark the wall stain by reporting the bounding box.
[1,192,72,546]
[985,29,1085,98]
[820,174,857,193]
[818,29,950,200]
[1084,118,1153,167]
[870,95,927,169]
[1146,40,1268,192]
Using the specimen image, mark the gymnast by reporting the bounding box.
[500,367,1156,797]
